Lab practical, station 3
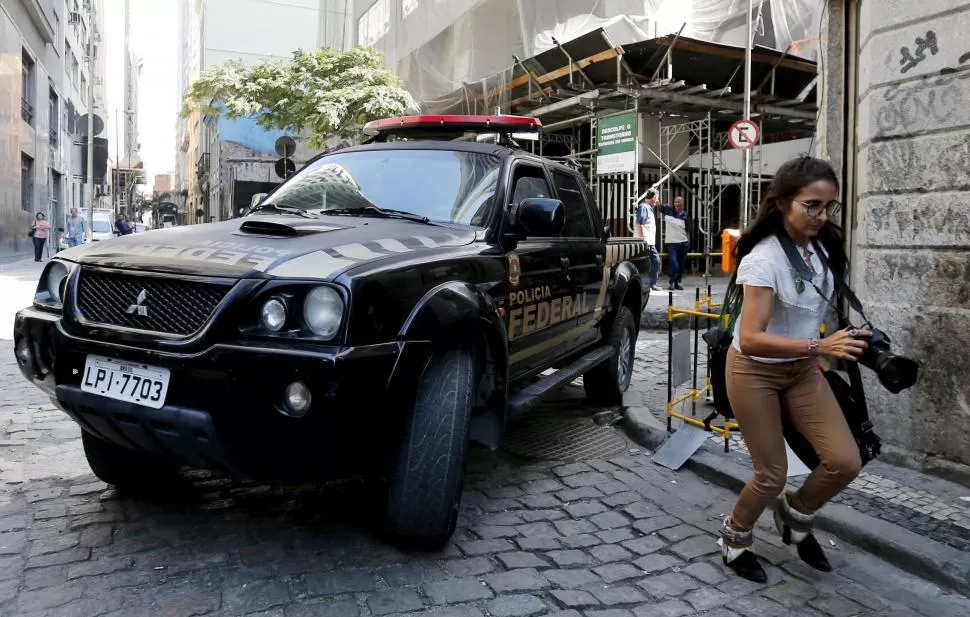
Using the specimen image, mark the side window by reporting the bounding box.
[509,164,552,205]
[552,171,596,238]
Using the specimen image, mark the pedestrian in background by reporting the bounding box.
[635,190,663,291]
[655,195,690,290]
[30,213,51,262]
[718,156,865,583]
[65,207,85,247]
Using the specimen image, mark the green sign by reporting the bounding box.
[596,111,638,175]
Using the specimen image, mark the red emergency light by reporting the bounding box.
[362,114,543,137]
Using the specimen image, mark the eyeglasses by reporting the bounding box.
[792,199,842,218]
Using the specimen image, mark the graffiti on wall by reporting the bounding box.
[876,31,970,135]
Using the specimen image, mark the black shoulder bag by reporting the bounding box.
[701,275,743,420]
[776,234,882,469]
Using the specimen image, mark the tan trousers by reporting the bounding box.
[726,347,862,531]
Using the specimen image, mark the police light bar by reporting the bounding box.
[362,114,542,137]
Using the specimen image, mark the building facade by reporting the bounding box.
[174,0,324,225]
[153,172,173,195]
[817,0,970,478]
[0,0,109,260]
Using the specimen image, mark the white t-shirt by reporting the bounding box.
[664,213,688,244]
[731,234,835,363]
[642,207,656,245]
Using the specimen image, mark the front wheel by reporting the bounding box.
[384,345,477,550]
[583,306,637,405]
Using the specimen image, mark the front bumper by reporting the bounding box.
[13,307,434,481]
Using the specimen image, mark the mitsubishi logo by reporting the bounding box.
[125,289,149,317]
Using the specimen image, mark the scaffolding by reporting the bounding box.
[423,29,819,274]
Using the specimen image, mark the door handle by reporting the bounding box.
[595,254,604,267]
[560,257,571,281]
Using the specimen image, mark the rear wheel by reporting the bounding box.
[384,345,477,550]
[81,431,180,491]
[583,306,637,405]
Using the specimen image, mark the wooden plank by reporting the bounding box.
[654,36,817,73]
[473,48,621,102]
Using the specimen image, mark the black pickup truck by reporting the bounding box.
[13,115,651,548]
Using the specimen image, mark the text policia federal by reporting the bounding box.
[507,285,589,340]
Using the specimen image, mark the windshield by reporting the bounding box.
[257,149,502,227]
[92,221,111,233]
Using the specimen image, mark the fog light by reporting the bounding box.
[15,338,32,366]
[260,298,287,332]
[281,381,311,417]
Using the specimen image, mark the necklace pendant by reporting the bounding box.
[795,279,806,293]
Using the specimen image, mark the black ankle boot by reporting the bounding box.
[719,518,767,583]
[774,493,832,572]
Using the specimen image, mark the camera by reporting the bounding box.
[856,328,919,394]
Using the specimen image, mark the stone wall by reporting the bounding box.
[850,0,970,476]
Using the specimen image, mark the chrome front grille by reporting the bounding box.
[75,269,233,336]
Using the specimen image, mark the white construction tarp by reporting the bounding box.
[369,0,822,105]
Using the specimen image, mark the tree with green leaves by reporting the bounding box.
[181,47,418,149]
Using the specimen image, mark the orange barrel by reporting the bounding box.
[721,228,741,273]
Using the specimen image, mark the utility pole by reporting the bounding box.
[740,0,754,228]
[124,0,131,214]
[84,7,97,243]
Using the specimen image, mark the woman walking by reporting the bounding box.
[719,156,867,582]
[30,212,51,262]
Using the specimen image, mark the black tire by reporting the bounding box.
[81,431,180,491]
[384,345,476,550]
[583,306,637,405]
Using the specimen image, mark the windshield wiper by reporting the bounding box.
[320,206,435,225]
[249,203,318,218]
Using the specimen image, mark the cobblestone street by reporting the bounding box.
[2,262,969,617]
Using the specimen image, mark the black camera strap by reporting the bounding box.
[776,233,871,328]
[776,232,873,429]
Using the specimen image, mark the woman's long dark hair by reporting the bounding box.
[734,156,847,279]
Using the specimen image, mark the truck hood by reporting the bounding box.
[57,215,479,279]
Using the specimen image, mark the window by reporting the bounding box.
[22,50,35,125]
[552,171,596,238]
[402,0,419,18]
[53,13,60,49]
[51,171,62,214]
[49,86,59,147]
[509,165,551,206]
[80,75,87,100]
[21,154,34,212]
[260,149,502,227]
[357,0,389,47]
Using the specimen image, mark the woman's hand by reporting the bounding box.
[820,327,870,360]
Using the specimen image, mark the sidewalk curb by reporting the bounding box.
[621,411,970,597]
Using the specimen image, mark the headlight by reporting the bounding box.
[260,297,287,332]
[36,261,69,308]
[303,286,343,338]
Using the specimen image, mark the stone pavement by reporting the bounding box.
[641,276,729,331]
[624,331,970,555]
[2,342,970,617]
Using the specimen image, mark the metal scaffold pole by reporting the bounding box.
[740,0,755,228]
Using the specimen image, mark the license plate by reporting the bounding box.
[81,355,170,409]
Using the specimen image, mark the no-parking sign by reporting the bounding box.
[728,119,760,150]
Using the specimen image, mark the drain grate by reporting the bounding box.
[503,413,630,462]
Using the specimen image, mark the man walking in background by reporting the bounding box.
[656,195,690,290]
[635,190,663,292]
[65,208,85,247]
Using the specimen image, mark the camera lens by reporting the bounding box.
[876,353,919,394]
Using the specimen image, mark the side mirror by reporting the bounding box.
[511,197,564,237]
[250,193,268,208]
